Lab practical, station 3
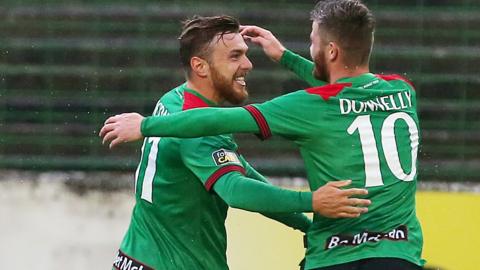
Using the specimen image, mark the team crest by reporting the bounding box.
[212,149,240,166]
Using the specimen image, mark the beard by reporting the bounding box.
[210,65,249,105]
[313,50,330,82]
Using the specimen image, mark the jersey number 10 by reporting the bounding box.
[347,112,419,187]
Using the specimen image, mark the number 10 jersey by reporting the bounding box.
[245,72,424,269]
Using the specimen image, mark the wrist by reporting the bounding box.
[302,191,314,212]
[272,47,286,62]
[140,116,149,136]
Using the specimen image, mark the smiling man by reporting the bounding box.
[108,15,370,270]
[101,1,425,269]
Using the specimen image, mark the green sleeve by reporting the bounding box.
[212,171,313,213]
[242,160,312,233]
[142,91,321,142]
[179,135,312,215]
[280,49,327,87]
[142,107,259,137]
[250,90,322,141]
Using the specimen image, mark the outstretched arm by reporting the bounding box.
[100,107,259,148]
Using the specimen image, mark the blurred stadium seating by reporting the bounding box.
[1,0,479,181]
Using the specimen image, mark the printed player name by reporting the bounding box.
[340,91,412,115]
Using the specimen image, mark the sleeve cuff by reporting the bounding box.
[205,165,246,191]
[279,49,298,69]
[301,191,313,212]
[140,117,150,136]
[243,105,272,140]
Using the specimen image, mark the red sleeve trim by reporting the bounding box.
[205,165,246,191]
[243,105,272,140]
[375,74,415,90]
[306,83,351,101]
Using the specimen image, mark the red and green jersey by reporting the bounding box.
[141,51,425,269]
[245,73,423,268]
[115,83,312,270]
[116,85,237,270]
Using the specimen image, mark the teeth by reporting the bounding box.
[235,76,246,86]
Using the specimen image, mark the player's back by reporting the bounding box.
[262,56,422,259]
[260,73,423,268]
[115,85,230,270]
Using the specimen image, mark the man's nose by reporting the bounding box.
[242,56,253,70]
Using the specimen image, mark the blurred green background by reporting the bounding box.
[1,0,479,181]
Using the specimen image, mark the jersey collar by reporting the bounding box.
[181,83,218,110]
[336,73,378,88]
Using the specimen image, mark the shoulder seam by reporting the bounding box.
[375,74,415,89]
[305,83,352,101]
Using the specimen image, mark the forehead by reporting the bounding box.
[311,21,319,37]
[210,32,248,53]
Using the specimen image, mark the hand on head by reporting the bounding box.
[240,25,286,62]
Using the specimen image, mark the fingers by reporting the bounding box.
[99,123,115,138]
[243,35,267,46]
[240,25,268,37]
[347,198,371,206]
[334,206,368,218]
[336,212,361,218]
[340,206,368,214]
[104,114,121,125]
[102,129,117,145]
[342,188,369,196]
[109,137,123,149]
[329,180,352,188]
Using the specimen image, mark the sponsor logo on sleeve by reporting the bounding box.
[113,250,154,270]
[212,149,241,166]
[325,225,408,250]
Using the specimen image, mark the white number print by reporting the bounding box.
[140,137,161,202]
[347,112,419,187]
[134,102,169,203]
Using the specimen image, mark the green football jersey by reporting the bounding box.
[245,73,424,268]
[115,84,249,270]
[139,51,425,269]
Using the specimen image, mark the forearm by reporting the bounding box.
[213,173,313,213]
[280,49,327,87]
[141,107,258,137]
[243,163,311,232]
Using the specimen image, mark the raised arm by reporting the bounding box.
[240,25,326,87]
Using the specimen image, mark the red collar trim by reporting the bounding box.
[182,91,211,111]
[306,83,352,101]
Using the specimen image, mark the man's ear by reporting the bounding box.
[190,56,209,78]
[327,42,339,62]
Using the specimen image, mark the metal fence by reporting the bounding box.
[1,0,479,181]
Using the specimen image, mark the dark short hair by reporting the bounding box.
[310,0,376,66]
[178,15,240,76]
